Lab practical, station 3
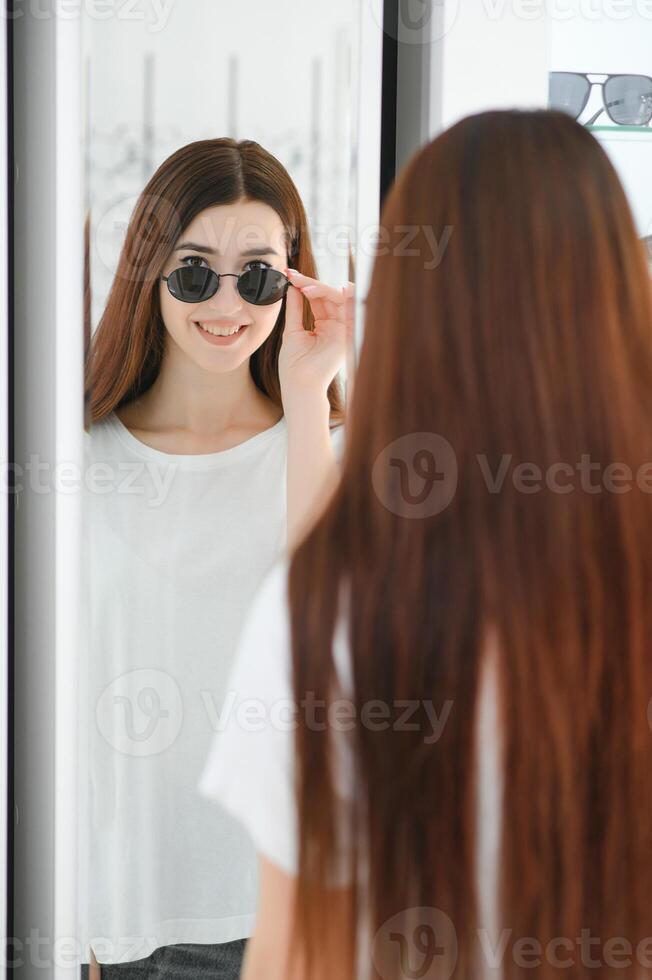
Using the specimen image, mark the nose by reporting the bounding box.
[202,274,244,317]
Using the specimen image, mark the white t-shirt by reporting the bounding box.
[198,556,502,979]
[78,409,345,965]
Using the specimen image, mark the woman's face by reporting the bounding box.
[158,199,290,374]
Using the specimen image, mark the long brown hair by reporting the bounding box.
[288,109,652,979]
[84,138,344,426]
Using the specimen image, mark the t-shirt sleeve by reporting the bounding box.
[197,556,355,883]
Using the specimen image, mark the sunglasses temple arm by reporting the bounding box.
[585,105,605,126]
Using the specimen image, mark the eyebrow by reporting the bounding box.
[173,242,279,257]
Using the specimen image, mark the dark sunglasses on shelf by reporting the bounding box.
[549,72,652,127]
[161,264,291,306]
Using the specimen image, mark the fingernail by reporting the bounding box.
[286,268,299,277]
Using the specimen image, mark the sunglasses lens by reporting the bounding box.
[167,266,218,303]
[604,75,652,125]
[549,72,590,119]
[238,268,289,306]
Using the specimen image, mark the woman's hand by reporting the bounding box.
[278,269,354,410]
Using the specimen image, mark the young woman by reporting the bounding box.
[199,109,652,980]
[80,138,351,978]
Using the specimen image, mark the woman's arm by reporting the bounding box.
[241,856,356,980]
[284,391,339,550]
[279,271,352,550]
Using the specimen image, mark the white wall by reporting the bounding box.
[438,1,550,128]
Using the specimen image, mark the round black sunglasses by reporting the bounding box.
[161,264,291,306]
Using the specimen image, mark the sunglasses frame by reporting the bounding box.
[160,267,291,306]
[549,71,652,127]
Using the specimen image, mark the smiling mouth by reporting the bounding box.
[194,321,249,337]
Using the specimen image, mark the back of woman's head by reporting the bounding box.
[289,110,652,979]
[357,108,652,506]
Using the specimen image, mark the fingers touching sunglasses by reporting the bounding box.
[161,265,292,306]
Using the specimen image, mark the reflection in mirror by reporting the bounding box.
[78,3,359,976]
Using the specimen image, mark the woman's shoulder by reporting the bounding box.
[83,411,117,455]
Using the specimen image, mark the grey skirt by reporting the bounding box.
[80,939,248,980]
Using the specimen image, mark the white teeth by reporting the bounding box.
[196,322,243,337]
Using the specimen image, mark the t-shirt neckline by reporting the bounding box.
[106,409,287,469]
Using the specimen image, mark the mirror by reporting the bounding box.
[79,2,360,973]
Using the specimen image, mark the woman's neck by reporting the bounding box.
[115,350,283,451]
